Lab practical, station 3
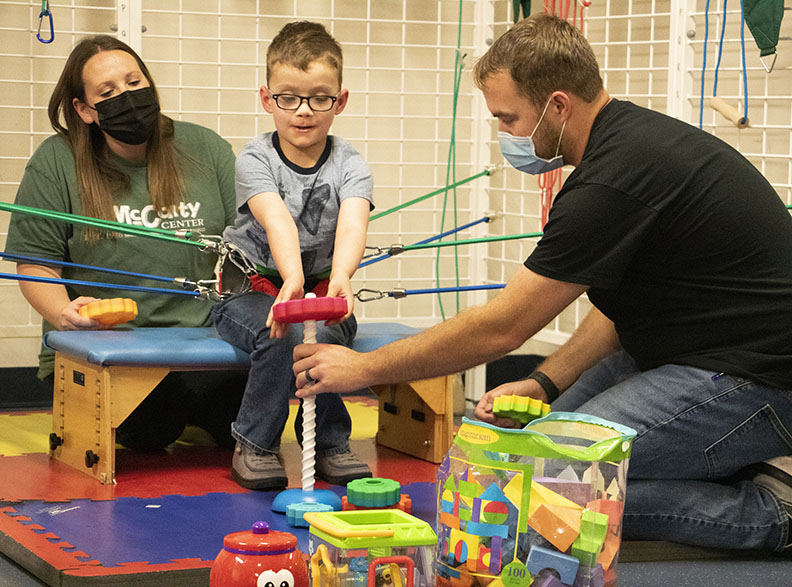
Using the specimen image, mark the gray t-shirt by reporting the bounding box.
[224,132,373,277]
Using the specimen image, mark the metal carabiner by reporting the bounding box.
[760,52,778,74]
[355,288,386,302]
[362,245,386,259]
[37,1,54,44]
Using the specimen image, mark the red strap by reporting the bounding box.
[248,274,280,297]
[311,279,329,298]
[248,275,330,298]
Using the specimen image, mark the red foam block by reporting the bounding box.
[272,297,347,323]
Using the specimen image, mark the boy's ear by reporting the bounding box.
[260,86,274,113]
[334,89,349,115]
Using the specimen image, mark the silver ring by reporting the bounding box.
[305,368,316,384]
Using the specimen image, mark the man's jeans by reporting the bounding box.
[553,350,792,551]
[211,291,356,457]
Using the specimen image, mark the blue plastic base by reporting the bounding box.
[271,488,343,513]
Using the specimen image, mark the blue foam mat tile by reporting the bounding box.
[4,482,438,567]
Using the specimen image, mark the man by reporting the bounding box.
[293,13,792,552]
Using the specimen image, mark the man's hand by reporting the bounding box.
[293,343,368,397]
[474,378,547,428]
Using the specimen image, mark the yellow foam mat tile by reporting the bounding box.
[0,397,379,454]
[0,412,51,456]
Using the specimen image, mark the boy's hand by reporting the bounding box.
[324,275,354,326]
[267,277,304,338]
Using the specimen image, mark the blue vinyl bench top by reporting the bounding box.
[43,323,422,369]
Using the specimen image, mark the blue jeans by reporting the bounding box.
[553,350,792,551]
[211,291,356,457]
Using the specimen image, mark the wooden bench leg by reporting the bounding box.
[50,352,169,484]
[372,374,462,463]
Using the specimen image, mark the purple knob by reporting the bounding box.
[252,521,269,534]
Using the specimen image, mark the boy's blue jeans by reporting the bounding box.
[553,350,792,551]
[211,291,355,457]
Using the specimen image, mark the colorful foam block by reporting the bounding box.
[526,504,582,551]
[534,571,566,587]
[534,478,592,507]
[528,480,584,517]
[492,395,551,424]
[526,546,579,585]
[573,563,604,587]
[570,510,609,566]
[596,527,621,570]
[585,499,624,527]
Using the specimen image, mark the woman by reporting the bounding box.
[6,35,246,450]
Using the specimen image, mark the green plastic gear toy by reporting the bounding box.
[492,394,550,424]
[346,477,401,507]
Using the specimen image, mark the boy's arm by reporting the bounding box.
[325,197,370,325]
[247,191,304,338]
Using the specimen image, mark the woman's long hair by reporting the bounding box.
[48,35,185,241]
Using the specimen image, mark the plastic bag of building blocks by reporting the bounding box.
[435,413,636,587]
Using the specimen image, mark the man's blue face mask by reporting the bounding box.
[498,97,566,175]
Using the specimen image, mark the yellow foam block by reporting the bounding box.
[528,479,584,517]
[79,298,138,326]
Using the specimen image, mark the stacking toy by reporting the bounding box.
[78,297,137,326]
[209,521,309,586]
[271,293,348,518]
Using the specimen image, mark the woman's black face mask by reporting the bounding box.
[91,86,160,145]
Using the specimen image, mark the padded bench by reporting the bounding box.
[44,324,459,484]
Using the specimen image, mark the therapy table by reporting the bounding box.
[44,324,459,484]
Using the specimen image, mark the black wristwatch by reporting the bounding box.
[527,370,560,403]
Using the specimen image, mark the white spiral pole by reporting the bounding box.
[301,292,317,493]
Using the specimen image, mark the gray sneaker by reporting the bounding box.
[315,450,372,485]
[231,442,288,491]
[752,456,792,549]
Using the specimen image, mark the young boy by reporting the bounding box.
[212,21,373,490]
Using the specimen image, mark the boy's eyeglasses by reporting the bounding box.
[271,93,338,112]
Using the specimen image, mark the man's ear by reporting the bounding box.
[260,86,274,113]
[548,90,571,118]
[333,89,349,115]
[72,97,95,125]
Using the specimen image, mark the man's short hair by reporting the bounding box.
[267,21,343,87]
[473,14,602,107]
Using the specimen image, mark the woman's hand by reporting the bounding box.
[57,296,110,331]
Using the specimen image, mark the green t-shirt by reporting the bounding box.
[6,121,237,378]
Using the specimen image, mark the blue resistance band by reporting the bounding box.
[0,272,201,298]
[359,216,491,268]
[0,251,196,287]
[393,283,506,297]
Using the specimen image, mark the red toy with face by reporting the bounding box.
[210,521,310,587]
